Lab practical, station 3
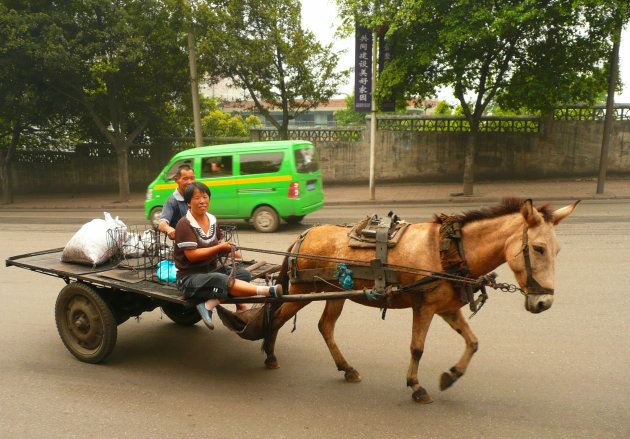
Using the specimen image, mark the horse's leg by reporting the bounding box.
[407,305,436,404]
[438,309,479,391]
[263,301,310,369]
[318,299,361,383]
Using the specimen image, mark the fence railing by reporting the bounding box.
[251,127,364,142]
[375,115,540,133]
[553,104,630,121]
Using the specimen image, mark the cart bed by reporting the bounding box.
[6,248,281,304]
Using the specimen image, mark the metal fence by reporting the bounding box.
[553,104,630,121]
[375,115,540,133]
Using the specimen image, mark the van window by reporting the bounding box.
[165,159,194,181]
[240,152,284,175]
[201,155,233,178]
[294,147,320,173]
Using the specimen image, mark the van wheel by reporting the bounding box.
[149,207,162,226]
[284,215,305,224]
[252,206,280,233]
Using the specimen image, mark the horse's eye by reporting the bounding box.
[533,245,545,255]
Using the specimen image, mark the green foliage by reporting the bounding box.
[197,0,347,138]
[334,94,367,126]
[201,109,261,137]
[36,0,191,197]
[338,0,617,117]
[434,101,452,115]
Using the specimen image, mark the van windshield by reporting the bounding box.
[294,147,320,173]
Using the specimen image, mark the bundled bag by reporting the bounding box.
[156,260,177,283]
[61,212,126,266]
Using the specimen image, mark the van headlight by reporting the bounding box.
[146,189,153,200]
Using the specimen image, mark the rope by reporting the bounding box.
[238,245,490,286]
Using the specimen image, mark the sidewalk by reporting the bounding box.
[1,177,628,210]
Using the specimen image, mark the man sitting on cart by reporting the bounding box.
[174,182,282,330]
[158,165,196,240]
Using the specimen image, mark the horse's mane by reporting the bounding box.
[433,197,553,225]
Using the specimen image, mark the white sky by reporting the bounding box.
[300,0,630,104]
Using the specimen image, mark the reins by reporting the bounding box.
[236,245,526,296]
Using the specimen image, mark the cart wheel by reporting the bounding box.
[55,282,117,364]
[252,206,280,233]
[161,303,201,326]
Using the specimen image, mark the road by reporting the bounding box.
[1,200,629,438]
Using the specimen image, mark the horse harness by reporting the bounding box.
[285,214,549,318]
[437,215,488,313]
[438,216,554,309]
[288,213,437,308]
[521,224,554,295]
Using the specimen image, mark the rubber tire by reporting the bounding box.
[252,206,280,233]
[161,302,201,326]
[149,206,162,226]
[284,215,305,224]
[55,282,117,364]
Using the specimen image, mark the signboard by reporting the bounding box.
[378,27,395,112]
[354,24,372,112]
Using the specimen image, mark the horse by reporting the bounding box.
[262,197,579,403]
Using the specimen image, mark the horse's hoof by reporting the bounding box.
[412,387,433,404]
[344,368,362,383]
[440,372,455,391]
[264,358,280,369]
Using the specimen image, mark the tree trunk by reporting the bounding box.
[596,10,623,194]
[462,123,479,196]
[114,142,131,201]
[0,153,12,205]
[279,123,289,140]
[1,120,20,204]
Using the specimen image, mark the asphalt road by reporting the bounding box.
[1,200,629,438]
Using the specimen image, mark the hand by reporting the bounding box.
[167,227,176,240]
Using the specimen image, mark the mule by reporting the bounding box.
[263,198,579,403]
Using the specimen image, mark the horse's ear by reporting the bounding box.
[552,200,580,225]
[520,199,542,226]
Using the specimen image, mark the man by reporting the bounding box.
[158,165,196,239]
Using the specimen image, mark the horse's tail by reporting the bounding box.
[261,238,298,353]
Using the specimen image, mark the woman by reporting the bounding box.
[174,182,281,330]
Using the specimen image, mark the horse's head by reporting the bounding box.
[505,199,579,314]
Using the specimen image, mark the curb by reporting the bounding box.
[2,195,628,211]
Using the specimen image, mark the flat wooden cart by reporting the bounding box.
[5,248,281,364]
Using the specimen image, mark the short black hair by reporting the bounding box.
[175,164,193,178]
[184,182,211,204]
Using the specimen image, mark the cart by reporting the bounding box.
[5,246,281,364]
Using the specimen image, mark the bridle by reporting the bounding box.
[521,224,554,296]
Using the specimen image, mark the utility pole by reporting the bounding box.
[186,0,203,148]
[368,30,377,200]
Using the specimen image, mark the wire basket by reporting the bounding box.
[106,224,243,286]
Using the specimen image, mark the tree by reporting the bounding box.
[44,0,190,200]
[0,1,75,204]
[434,101,452,116]
[337,0,615,195]
[334,94,367,126]
[197,0,347,139]
[202,109,261,138]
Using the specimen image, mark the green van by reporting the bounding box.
[144,140,325,232]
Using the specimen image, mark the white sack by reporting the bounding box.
[61,212,127,266]
[122,233,144,258]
